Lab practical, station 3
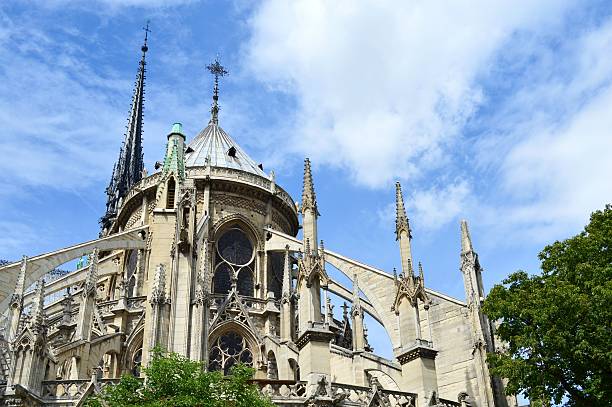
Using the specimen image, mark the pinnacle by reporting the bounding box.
[461,219,473,253]
[395,181,411,240]
[301,158,318,215]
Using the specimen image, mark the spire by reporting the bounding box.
[101,23,149,231]
[206,57,228,125]
[30,278,46,334]
[395,182,411,240]
[301,158,319,215]
[461,219,474,253]
[10,256,27,305]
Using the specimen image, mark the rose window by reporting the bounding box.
[208,331,253,375]
[213,226,255,296]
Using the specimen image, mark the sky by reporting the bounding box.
[1,0,612,365]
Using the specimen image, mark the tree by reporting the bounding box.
[483,205,612,406]
[85,348,274,407]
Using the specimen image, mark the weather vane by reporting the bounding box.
[206,57,229,124]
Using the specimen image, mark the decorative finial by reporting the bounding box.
[206,57,229,125]
[142,21,151,53]
[460,219,474,254]
[395,181,411,240]
[301,158,319,215]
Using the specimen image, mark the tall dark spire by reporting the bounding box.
[206,57,228,125]
[101,23,149,231]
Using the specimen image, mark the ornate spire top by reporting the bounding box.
[460,219,474,254]
[101,24,149,231]
[206,57,228,125]
[301,158,319,215]
[395,182,411,240]
[142,21,150,53]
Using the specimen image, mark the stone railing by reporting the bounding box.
[41,379,89,400]
[187,166,298,217]
[257,380,308,401]
[331,383,417,407]
[41,378,121,401]
[254,380,417,407]
[209,294,271,312]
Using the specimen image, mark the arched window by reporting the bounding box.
[213,263,232,295]
[267,351,278,380]
[213,225,256,297]
[209,331,253,375]
[132,348,142,377]
[166,178,176,209]
[237,268,254,296]
[267,252,284,299]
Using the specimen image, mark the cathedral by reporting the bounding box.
[0,32,517,407]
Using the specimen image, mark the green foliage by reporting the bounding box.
[85,348,274,407]
[483,205,612,406]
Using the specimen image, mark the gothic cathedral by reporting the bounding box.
[0,32,516,407]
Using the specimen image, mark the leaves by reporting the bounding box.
[85,348,274,407]
[483,205,612,407]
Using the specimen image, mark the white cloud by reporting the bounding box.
[470,17,612,242]
[244,0,575,188]
[376,179,471,233]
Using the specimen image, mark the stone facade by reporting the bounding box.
[0,43,517,407]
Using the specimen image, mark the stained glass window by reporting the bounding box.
[132,348,142,376]
[213,263,232,295]
[217,228,253,265]
[214,226,256,297]
[208,331,253,375]
[237,267,254,296]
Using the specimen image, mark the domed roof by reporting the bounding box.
[184,123,267,177]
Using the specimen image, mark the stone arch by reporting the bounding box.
[212,214,263,250]
[288,358,300,381]
[123,322,144,375]
[266,350,278,380]
[365,369,401,391]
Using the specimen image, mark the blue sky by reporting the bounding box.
[1,0,612,362]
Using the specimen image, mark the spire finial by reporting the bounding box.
[206,56,228,125]
[395,181,411,240]
[142,21,151,53]
[101,25,148,231]
[460,219,474,253]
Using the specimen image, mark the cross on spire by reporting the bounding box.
[206,57,228,125]
[142,21,151,52]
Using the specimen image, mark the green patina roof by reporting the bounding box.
[171,122,183,135]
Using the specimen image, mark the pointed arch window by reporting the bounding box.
[166,178,176,209]
[213,225,256,297]
[208,331,253,375]
[132,348,142,376]
[236,268,254,296]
